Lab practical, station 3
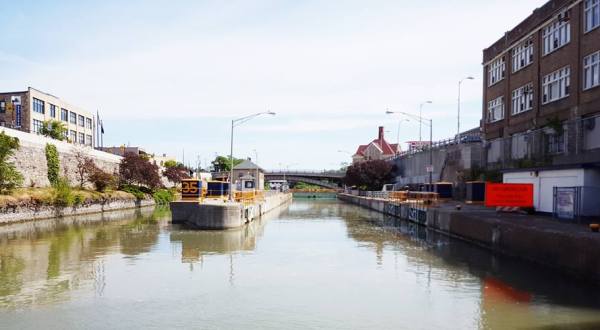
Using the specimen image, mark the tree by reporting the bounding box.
[344,160,394,191]
[119,152,162,190]
[73,147,97,188]
[163,160,178,168]
[211,155,243,172]
[163,165,190,184]
[40,120,67,141]
[0,132,23,193]
[45,143,60,187]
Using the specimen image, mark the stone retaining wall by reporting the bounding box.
[0,198,156,225]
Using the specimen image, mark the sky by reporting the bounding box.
[0,0,548,170]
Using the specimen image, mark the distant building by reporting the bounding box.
[482,0,600,214]
[101,146,148,157]
[406,141,431,152]
[232,158,265,190]
[352,126,400,163]
[0,87,95,146]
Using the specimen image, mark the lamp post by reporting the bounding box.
[253,149,260,191]
[386,110,434,190]
[419,101,432,143]
[229,111,276,201]
[457,77,474,143]
[394,119,409,154]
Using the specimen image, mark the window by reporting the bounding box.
[86,134,93,146]
[85,117,92,129]
[32,119,44,133]
[78,115,84,127]
[70,130,77,143]
[547,132,565,154]
[63,130,69,140]
[49,104,56,118]
[512,83,534,115]
[61,108,68,121]
[0,100,5,113]
[488,57,506,86]
[585,0,600,32]
[70,112,77,124]
[487,97,504,123]
[542,66,570,104]
[32,98,45,114]
[78,132,85,144]
[512,38,534,72]
[542,11,570,55]
[584,51,600,90]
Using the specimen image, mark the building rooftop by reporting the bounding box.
[354,126,399,157]
[233,158,264,171]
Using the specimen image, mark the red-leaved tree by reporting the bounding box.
[119,152,162,190]
[163,165,190,184]
[344,159,394,191]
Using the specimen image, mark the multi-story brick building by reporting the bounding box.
[482,0,600,214]
[0,87,95,147]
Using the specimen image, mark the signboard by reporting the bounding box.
[484,183,534,208]
[426,165,434,173]
[554,187,579,220]
[181,179,201,200]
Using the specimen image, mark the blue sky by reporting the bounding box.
[0,0,547,170]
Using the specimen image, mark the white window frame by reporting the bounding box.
[487,96,505,123]
[583,51,600,90]
[542,66,570,104]
[542,11,571,56]
[511,83,534,115]
[488,57,506,86]
[585,0,600,33]
[512,38,534,73]
[32,119,44,133]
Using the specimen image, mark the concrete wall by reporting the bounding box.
[3,126,121,188]
[393,143,483,186]
[339,193,600,282]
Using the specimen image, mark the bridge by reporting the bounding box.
[264,171,345,189]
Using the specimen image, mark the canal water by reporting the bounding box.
[1,200,600,330]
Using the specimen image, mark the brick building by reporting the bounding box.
[0,87,96,147]
[482,0,600,214]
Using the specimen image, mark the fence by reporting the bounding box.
[486,115,600,170]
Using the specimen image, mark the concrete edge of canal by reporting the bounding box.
[170,192,292,229]
[338,193,600,282]
[0,198,156,225]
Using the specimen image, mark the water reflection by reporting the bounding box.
[0,207,162,309]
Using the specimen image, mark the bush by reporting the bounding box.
[53,177,74,207]
[121,184,147,200]
[89,169,115,192]
[45,143,60,187]
[344,160,394,191]
[0,132,24,194]
[152,189,175,205]
[119,153,162,190]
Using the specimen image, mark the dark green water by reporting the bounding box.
[1,200,600,329]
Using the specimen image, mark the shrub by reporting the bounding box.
[45,143,60,187]
[344,160,394,191]
[163,160,178,168]
[121,184,147,200]
[73,147,97,188]
[152,189,175,205]
[119,153,162,190]
[53,177,74,207]
[40,120,67,141]
[89,169,115,192]
[0,132,24,194]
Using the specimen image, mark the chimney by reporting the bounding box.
[378,126,384,142]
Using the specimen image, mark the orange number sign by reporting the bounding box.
[181,180,201,199]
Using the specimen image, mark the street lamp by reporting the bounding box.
[386,110,434,190]
[393,119,409,154]
[457,77,475,143]
[253,149,260,192]
[229,111,276,201]
[419,101,432,143]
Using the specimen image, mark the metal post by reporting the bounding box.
[419,103,423,143]
[229,120,234,201]
[255,150,259,192]
[457,80,461,143]
[429,119,433,191]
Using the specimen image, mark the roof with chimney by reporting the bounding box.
[353,126,399,157]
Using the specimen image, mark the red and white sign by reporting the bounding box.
[485,183,534,208]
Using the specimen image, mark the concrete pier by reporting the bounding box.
[170,193,292,229]
[338,193,600,282]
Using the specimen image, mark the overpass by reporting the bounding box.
[264,171,345,189]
